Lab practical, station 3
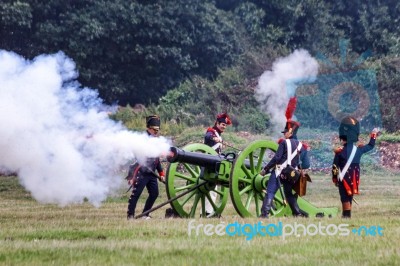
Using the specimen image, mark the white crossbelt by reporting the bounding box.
[211,130,222,151]
[338,144,357,182]
[275,140,302,176]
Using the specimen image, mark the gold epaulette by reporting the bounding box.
[332,164,339,176]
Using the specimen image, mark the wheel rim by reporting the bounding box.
[166,143,229,218]
[230,140,283,217]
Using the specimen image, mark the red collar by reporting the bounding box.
[207,126,222,134]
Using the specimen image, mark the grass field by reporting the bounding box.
[0,170,399,266]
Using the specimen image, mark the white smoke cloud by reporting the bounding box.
[256,49,319,134]
[0,50,171,206]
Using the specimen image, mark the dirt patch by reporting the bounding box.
[378,141,400,171]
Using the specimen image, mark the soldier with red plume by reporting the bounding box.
[260,97,310,218]
[203,112,232,217]
[204,113,232,154]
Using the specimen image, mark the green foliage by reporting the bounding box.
[378,132,400,143]
[171,126,205,147]
[1,0,400,132]
[109,104,186,136]
[234,107,269,134]
[157,64,273,133]
[233,2,285,46]
[108,106,148,132]
[0,175,21,192]
[0,1,31,27]
[109,105,137,125]
[372,57,400,133]
[0,1,32,53]
[1,0,244,105]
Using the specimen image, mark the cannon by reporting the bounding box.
[165,140,338,218]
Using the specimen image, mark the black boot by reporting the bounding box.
[261,198,273,218]
[342,210,351,218]
[342,202,352,218]
[287,196,308,217]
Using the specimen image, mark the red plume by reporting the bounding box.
[285,97,297,121]
[216,113,232,125]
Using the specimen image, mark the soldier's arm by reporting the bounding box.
[332,148,342,185]
[299,145,310,169]
[156,158,165,181]
[263,141,285,172]
[204,131,215,143]
[358,129,378,154]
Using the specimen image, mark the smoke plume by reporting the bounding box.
[256,49,319,134]
[0,50,171,206]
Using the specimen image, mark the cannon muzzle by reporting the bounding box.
[167,146,223,168]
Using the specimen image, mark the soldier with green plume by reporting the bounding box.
[332,116,379,218]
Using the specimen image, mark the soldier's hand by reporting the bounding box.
[260,169,267,176]
[371,127,381,139]
[128,178,134,185]
[213,137,221,143]
[300,169,307,177]
[160,175,166,182]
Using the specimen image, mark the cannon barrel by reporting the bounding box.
[167,146,223,168]
[168,147,265,169]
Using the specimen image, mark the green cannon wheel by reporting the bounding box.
[166,143,229,218]
[230,140,290,218]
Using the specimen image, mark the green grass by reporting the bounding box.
[0,171,399,266]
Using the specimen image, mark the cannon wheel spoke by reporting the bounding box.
[175,172,197,183]
[166,143,229,218]
[255,192,261,217]
[230,140,281,218]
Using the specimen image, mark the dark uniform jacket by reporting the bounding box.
[140,130,163,177]
[204,126,223,153]
[264,138,310,172]
[332,136,375,195]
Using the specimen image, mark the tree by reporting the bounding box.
[1,0,244,105]
[0,1,33,54]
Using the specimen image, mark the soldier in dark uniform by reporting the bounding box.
[203,113,232,216]
[260,120,310,218]
[204,113,232,154]
[127,115,165,220]
[332,116,378,218]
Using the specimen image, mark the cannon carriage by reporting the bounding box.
[166,140,338,218]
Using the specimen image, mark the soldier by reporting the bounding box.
[260,120,310,218]
[204,113,232,154]
[127,115,165,220]
[204,113,232,217]
[332,116,379,218]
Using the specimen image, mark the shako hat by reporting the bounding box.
[281,120,301,135]
[339,116,360,143]
[146,115,160,129]
[215,113,232,125]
